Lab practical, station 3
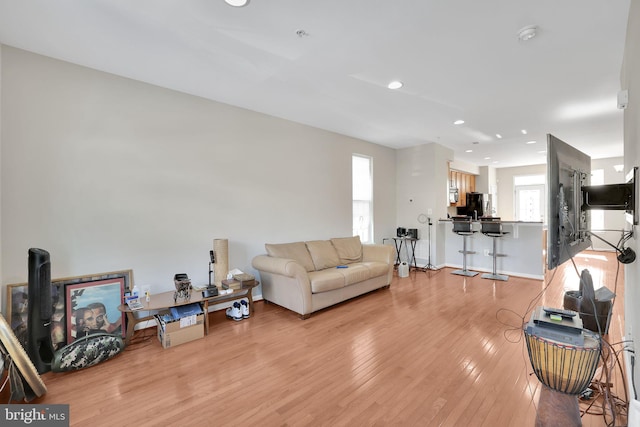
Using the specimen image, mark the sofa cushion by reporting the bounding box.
[361,261,390,278]
[336,264,371,285]
[265,241,316,272]
[306,240,341,270]
[330,236,363,264]
[308,270,345,293]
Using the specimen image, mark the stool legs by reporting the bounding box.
[452,235,478,277]
[481,236,509,281]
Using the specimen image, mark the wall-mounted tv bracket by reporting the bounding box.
[582,166,638,225]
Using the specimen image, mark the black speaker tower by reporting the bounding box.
[27,248,55,374]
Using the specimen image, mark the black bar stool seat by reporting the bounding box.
[480,217,509,281]
[451,217,478,277]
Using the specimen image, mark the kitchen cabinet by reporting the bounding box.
[449,170,476,207]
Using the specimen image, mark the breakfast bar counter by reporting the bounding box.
[437,219,545,279]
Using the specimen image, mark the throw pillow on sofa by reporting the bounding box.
[306,240,341,270]
[265,241,316,272]
[330,236,363,264]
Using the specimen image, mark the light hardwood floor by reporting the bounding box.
[3,251,628,426]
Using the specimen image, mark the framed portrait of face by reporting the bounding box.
[65,277,126,344]
[6,269,133,349]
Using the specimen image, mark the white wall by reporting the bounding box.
[396,142,453,266]
[621,0,640,423]
[0,46,397,307]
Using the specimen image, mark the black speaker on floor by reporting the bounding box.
[26,248,55,374]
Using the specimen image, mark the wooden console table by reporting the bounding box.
[117,282,258,345]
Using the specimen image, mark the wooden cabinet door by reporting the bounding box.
[449,170,476,207]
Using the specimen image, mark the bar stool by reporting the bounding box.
[480,218,509,281]
[451,217,478,277]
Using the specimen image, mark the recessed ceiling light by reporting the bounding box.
[225,0,250,6]
[484,157,491,160]
[493,161,499,164]
[495,134,502,139]
[526,140,537,144]
[614,164,624,172]
[454,119,465,125]
[387,80,403,90]
[518,25,538,42]
[465,149,473,153]
[521,129,528,135]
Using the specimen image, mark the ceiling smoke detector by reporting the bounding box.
[225,0,250,7]
[518,25,538,42]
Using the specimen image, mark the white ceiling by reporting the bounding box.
[0,0,631,168]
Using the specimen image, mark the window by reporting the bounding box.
[353,155,373,243]
[514,175,545,222]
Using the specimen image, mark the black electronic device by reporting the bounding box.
[546,134,593,271]
[526,306,585,346]
[466,192,485,218]
[406,228,418,239]
[526,317,585,346]
[208,250,216,286]
[543,306,578,318]
[26,248,55,374]
[396,227,407,237]
[547,134,638,270]
[203,287,219,298]
[532,306,584,334]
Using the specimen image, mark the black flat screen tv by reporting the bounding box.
[546,134,592,270]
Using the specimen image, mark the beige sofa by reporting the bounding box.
[252,236,394,318]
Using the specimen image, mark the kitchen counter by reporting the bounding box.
[436,219,544,279]
[439,218,543,224]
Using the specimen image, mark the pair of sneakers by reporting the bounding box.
[225,299,250,321]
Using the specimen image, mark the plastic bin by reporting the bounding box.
[398,262,409,278]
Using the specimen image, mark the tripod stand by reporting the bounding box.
[424,217,438,270]
[417,214,438,271]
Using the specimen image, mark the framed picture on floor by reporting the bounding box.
[65,277,126,344]
[52,270,133,347]
[6,269,133,347]
[0,313,47,400]
[5,283,29,349]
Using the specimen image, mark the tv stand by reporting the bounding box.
[118,282,258,345]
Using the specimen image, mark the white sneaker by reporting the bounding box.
[225,302,243,321]
[240,299,250,319]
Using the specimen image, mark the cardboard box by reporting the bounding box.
[155,312,204,349]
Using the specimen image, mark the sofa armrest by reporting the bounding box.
[362,244,394,265]
[252,254,313,317]
[251,255,308,279]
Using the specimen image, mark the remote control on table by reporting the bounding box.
[543,306,578,318]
